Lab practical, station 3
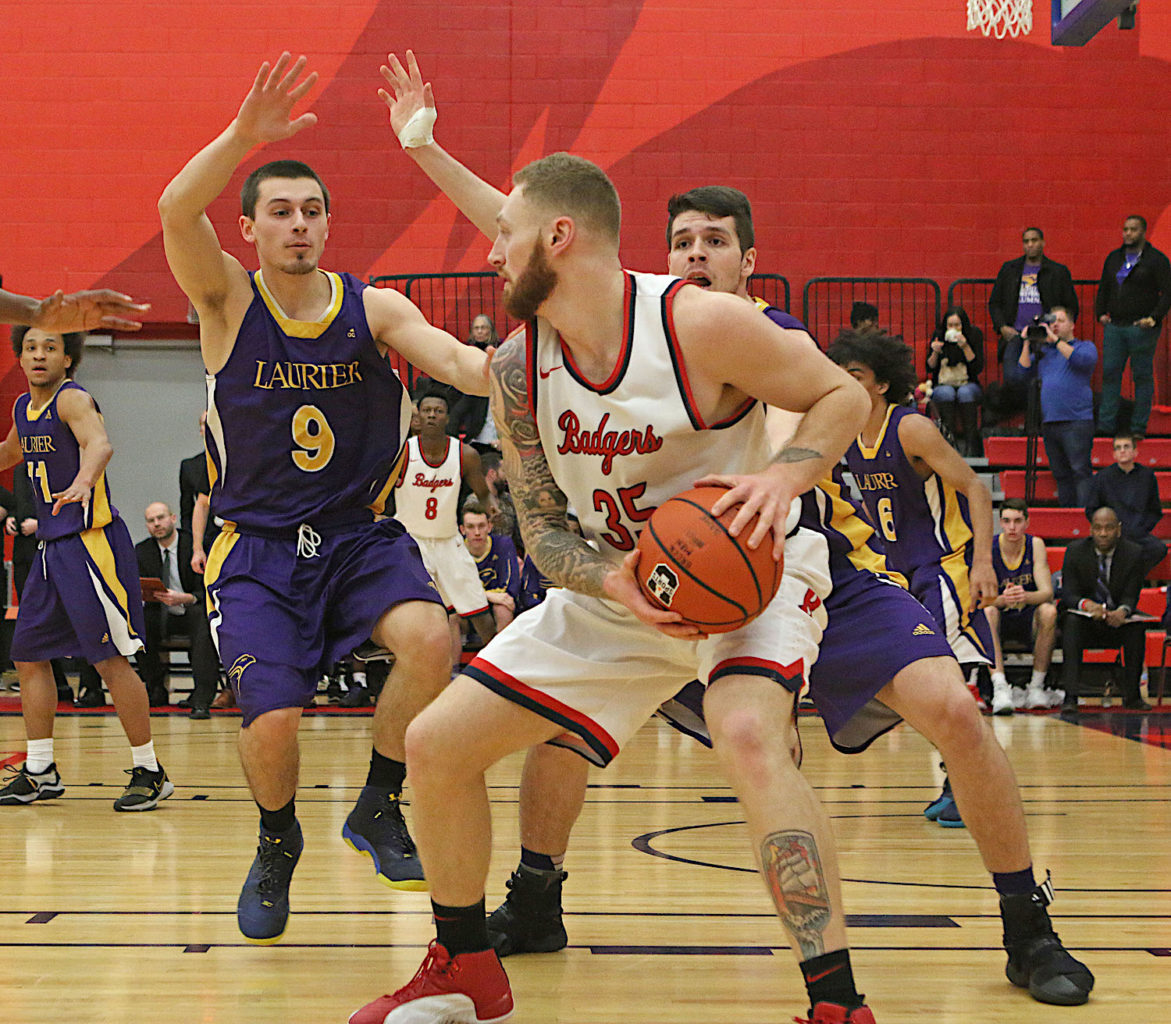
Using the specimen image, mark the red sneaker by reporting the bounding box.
[795,1004,877,1024]
[349,941,513,1024]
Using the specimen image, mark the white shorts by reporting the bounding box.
[464,526,831,766]
[414,534,490,617]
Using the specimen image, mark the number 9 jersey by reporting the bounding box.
[204,271,410,533]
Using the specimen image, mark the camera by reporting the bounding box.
[1024,313,1057,342]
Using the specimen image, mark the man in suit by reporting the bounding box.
[1059,505,1151,713]
[178,412,221,567]
[136,502,220,718]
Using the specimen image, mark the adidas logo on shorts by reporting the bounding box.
[912,623,935,636]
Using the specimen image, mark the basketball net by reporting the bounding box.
[967,0,1033,38]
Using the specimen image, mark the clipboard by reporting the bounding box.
[140,577,166,603]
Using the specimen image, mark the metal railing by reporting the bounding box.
[746,274,791,313]
[802,278,941,359]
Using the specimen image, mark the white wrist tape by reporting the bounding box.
[398,106,437,149]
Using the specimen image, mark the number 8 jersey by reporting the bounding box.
[843,402,975,580]
[205,271,410,533]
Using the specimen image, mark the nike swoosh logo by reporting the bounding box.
[804,965,843,984]
[538,364,562,378]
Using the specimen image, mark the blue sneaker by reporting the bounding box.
[923,777,952,821]
[936,796,966,828]
[342,786,426,891]
[238,820,302,944]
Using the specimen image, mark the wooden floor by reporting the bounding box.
[2,700,1169,1023]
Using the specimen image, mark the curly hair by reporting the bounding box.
[825,329,917,406]
[10,324,86,378]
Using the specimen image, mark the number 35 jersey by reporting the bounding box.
[843,403,975,580]
[205,271,410,533]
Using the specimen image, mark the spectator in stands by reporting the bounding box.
[1083,432,1166,574]
[136,501,220,718]
[849,301,880,334]
[1059,506,1151,713]
[479,449,522,555]
[989,227,1079,364]
[460,498,519,632]
[1095,215,1171,439]
[926,306,985,457]
[449,314,499,442]
[1014,306,1097,507]
[986,499,1060,712]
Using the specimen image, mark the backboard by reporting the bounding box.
[1052,0,1136,45]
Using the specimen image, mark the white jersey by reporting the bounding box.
[395,435,462,539]
[529,270,797,564]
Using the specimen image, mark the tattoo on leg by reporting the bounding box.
[761,829,832,960]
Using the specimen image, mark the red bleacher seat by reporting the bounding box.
[985,436,1171,468]
[1028,507,1171,540]
[1046,545,1065,574]
[1002,470,1171,503]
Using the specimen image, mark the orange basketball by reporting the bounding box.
[635,485,784,633]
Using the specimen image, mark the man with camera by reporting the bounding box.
[1014,306,1098,507]
[989,227,1079,358]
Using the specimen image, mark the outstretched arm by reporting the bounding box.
[51,389,113,516]
[0,288,150,332]
[0,424,22,474]
[158,53,319,370]
[379,50,507,239]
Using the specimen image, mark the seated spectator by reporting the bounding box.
[1083,433,1167,575]
[926,306,984,456]
[985,500,1060,712]
[1011,306,1097,507]
[1058,506,1151,713]
[449,314,499,443]
[516,512,580,615]
[849,301,880,335]
[479,450,523,555]
[460,499,520,633]
[136,502,221,718]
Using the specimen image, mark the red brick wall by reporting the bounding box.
[2,0,1169,392]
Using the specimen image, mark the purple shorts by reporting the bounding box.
[10,518,146,664]
[999,606,1036,646]
[205,518,442,726]
[909,558,995,667]
[810,570,954,753]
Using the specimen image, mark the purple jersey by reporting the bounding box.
[473,533,520,601]
[518,555,554,613]
[845,404,976,580]
[992,533,1038,594]
[13,382,116,540]
[205,271,410,533]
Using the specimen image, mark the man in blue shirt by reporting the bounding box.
[1013,306,1098,507]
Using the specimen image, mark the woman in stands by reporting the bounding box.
[927,306,985,457]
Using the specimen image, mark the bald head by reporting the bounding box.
[145,502,177,542]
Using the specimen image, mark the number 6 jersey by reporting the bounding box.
[205,271,410,533]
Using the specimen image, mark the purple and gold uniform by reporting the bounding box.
[203,271,441,725]
[473,533,520,604]
[8,381,145,664]
[992,533,1040,645]
[844,402,993,665]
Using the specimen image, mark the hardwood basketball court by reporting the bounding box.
[2,702,1168,1023]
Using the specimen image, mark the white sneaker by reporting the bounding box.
[1010,685,1028,709]
[1023,683,1050,709]
[1043,687,1065,708]
[992,679,1014,715]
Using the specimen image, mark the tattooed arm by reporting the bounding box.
[490,334,703,638]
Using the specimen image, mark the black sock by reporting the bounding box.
[801,949,863,1009]
[520,847,557,872]
[993,866,1036,897]
[367,750,406,792]
[432,898,489,956]
[258,797,296,834]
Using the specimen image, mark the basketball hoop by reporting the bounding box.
[967,0,1033,38]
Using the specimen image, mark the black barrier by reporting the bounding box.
[802,278,941,360]
[747,274,791,313]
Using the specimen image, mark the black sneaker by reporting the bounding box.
[339,685,372,708]
[1001,875,1094,1005]
[0,762,65,805]
[487,864,569,957]
[74,688,105,708]
[352,640,395,665]
[113,764,174,811]
[238,821,303,943]
[342,786,426,890]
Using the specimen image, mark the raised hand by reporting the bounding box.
[32,289,150,332]
[234,52,319,146]
[379,50,436,142]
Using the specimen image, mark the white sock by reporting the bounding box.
[131,741,158,772]
[25,738,54,774]
[991,671,1008,687]
[351,671,366,687]
[1030,670,1047,690]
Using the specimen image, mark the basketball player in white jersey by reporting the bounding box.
[350,139,876,1024]
[395,390,499,661]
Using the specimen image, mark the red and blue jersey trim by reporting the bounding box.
[709,657,805,693]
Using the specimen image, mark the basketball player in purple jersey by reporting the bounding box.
[158,54,490,945]
[0,327,173,812]
[373,56,1094,1016]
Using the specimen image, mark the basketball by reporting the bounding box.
[635,485,784,633]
